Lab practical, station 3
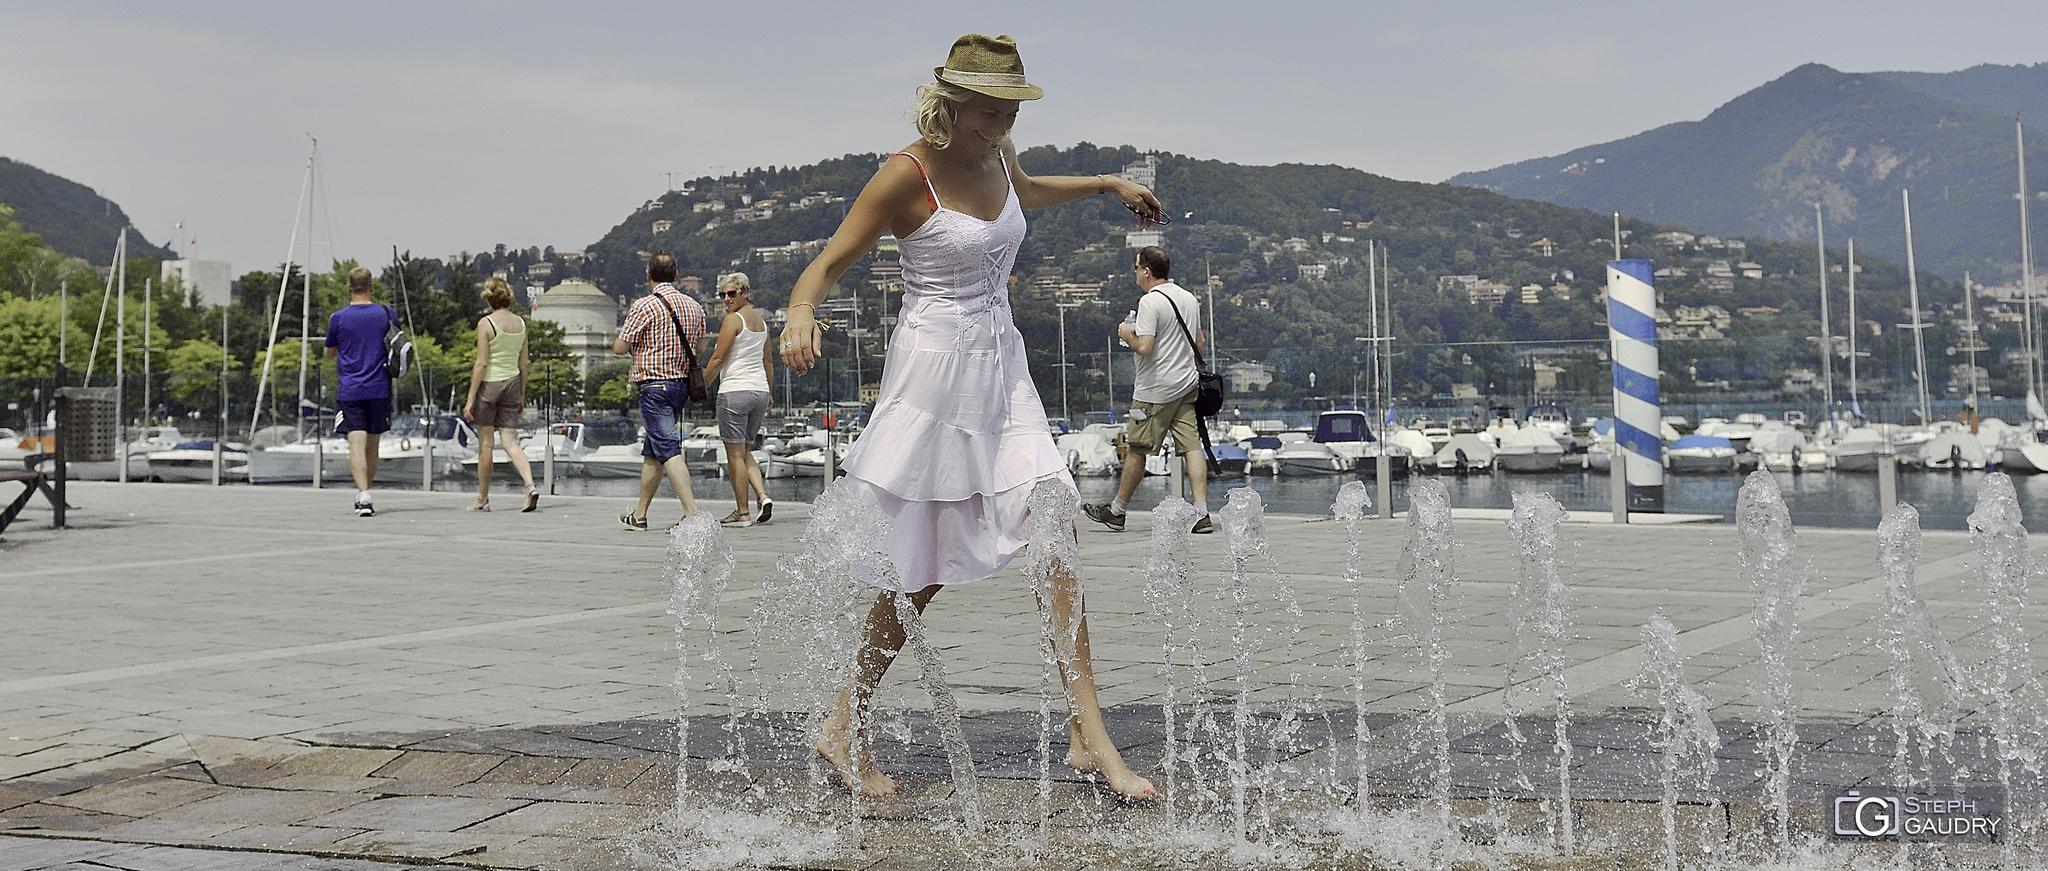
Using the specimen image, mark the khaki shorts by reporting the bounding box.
[1125,388,1201,455]
[470,378,523,429]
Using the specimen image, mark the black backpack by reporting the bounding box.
[382,305,415,379]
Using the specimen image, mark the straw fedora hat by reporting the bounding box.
[934,33,1044,101]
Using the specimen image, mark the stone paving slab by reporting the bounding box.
[3,480,2047,867]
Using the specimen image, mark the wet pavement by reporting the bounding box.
[1,480,2043,868]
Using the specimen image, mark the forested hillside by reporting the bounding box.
[0,158,174,266]
[1449,64,2047,284]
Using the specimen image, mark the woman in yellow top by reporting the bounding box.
[462,277,539,512]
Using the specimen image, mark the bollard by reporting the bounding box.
[422,419,434,491]
[1878,450,1898,514]
[313,436,324,489]
[1610,451,1629,525]
[543,424,555,495]
[825,428,838,480]
[1376,450,1392,519]
[211,439,223,487]
[1169,451,1185,500]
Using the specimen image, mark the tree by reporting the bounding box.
[0,295,87,378]
[164,337,239,410]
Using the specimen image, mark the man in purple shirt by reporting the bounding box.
[324,266,392,517]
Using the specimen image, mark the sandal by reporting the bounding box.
[755,499,773,524]
[468,498,491,512]
[719,510,752,528]
[522,488,540,513]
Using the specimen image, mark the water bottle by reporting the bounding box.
[1119,310,1137,348]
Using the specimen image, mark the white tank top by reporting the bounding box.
[718,316,771,394]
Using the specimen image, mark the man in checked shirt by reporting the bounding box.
[612,252,707,529]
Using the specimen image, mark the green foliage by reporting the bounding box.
[0,294,87,378]
[163,337,237,408]
[585,359,634,413]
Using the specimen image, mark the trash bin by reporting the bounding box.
[55,387,116,462]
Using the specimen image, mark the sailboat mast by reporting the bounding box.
[251,149,315,438]
[143,277,152,426]
[1366,239,1379,410]
[1903,189,1932,425]
[1847,239,1859,411]
[116,229,127,482]
[1965,271,1980,413]
[1382,246,1394,414]
[2020,119,2040,414]
[1815,203,1834,427]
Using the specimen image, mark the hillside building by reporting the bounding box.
[1226,361,1274,394]
[160,259,233,307]
[529,278,620,378]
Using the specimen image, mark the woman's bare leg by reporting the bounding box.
[1045,552,1158,800]
[722,443,750,516]
[817,585,941,796]
[473,426,494,502]
[740,448,770,512]
[500,427,536,492]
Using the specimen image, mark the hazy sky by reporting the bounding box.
[5,1,2046,276]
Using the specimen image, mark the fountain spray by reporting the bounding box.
[1139,493,1206,820]
[1396,478,1457,830]
[1736,471,1803,854]
[1627,615,1720,871]
[1333,482,1375,807]
[1506,491,1575,855]
[1964,472,2047,862]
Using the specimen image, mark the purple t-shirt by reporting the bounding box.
[326,303,392,401]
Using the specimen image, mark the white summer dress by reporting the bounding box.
[838,152,1075,592]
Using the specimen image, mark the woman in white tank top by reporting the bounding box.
[702,272,774,526]
[773,34,1168,801]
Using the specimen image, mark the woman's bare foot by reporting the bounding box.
[1066,738,1157,800]
[816,720,898,797]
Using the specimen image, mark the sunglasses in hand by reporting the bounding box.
[1127,203,1171,225]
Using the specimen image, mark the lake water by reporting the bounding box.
[432,465,2048,532]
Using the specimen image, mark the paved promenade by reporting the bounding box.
[0,479,2040,869]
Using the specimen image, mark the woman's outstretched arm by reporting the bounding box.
[1005,141,1165,221]
[780,155,926,375]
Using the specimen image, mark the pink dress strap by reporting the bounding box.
[895,151,941,211]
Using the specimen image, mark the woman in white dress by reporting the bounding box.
[779,34,1166,800]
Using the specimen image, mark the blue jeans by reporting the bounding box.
[638,379,690,462]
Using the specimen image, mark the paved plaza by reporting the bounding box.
[0,479,2042,869]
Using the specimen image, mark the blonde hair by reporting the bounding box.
[911,81,980,149]
[481,276,514,309]
[716,272,750,294]
[346,266,373,294]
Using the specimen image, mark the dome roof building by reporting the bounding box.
[529,278,622,378]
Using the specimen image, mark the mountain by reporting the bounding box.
[1447,63,2047,283]
[554,144,1965,406]
[0,157,175,266]
[1876,62,2048,127]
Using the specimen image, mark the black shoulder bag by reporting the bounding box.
[649,289,709,403]
[1153,289,1224,473]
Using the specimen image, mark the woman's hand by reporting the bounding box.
[1105,176,1167,227]
[779,310,825,375]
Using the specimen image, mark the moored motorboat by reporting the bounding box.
[1495,426,1564,473]
[1664,434,1743,474]
[1432,433,1496,473]
[148,442,251,483]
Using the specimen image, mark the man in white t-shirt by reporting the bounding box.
[1084,246,1213,534]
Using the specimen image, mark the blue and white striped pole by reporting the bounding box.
[1607,259,1664,513]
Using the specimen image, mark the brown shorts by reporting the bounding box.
[471,378,523,429]
[1125,388,1200,455]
